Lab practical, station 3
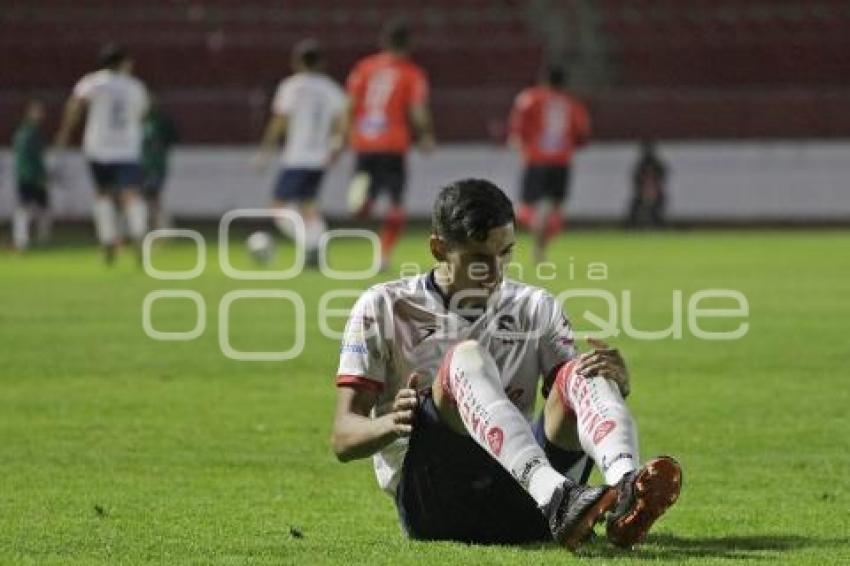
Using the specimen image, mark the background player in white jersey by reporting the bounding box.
[332,178,681,550]
[55,44,150,265]
[255,39,347,267]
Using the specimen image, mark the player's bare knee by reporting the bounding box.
[543,392,582,451]
[430,382,466,434]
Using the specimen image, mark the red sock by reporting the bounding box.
[544,209,564,243]
[516,203,535,230]
[380,206,406,260]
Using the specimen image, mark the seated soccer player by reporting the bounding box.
[331,178,681,550]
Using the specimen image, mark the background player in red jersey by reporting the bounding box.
[346,21,436,270]
[509,65,590,264]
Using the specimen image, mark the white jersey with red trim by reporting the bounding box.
[336,271,577,495]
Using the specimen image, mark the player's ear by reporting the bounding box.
[429,233,447,262]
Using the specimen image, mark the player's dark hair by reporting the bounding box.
[545,64,566,88]
[381,19,410,51]
[433,179,515,245]
[294,38,323,69]
[99,43,129,70]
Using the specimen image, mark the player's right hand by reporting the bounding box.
[389,373,420,437]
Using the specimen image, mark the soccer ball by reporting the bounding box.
[245,231,276,264]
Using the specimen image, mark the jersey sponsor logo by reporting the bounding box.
[514,455,546,489]
[601,452,634,472]
[486,426,504,457]
[340,342,368,355]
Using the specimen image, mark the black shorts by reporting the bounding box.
[521,165,571,204]
[356,153,406,205]
[396,392,592,544]
[89,161,143,195]
[273,168,324,202]
[18,182,48,208]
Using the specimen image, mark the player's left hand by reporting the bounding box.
[576,338,630,398]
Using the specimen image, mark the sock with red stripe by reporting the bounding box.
[443,340,566,508]
[379,205,406,263]
[555,360,639,485]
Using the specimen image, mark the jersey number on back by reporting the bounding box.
[360,69,397,136]
[110,98,128,132]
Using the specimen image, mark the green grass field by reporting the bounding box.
[1,229,849,565]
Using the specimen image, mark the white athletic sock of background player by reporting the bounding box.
[35,209,52,244]
[93,198,118,246]
[557,360,639,485]
[12,207,30,250]
[444,339,566,508]
[272,205,299,240]
[303,212,326,255]
[125,197,148,242]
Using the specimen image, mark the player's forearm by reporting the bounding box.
[331,413,398,462]
[54,100,82,147]
[410,105,435,144]
[258,116,286,154]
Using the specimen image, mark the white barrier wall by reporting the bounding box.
[1,142,849,221]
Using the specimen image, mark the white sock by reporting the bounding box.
[36,210,51,243]
[445,339,566,508]
[272,206,298,240]
[13,207,30,249]
[304,215,326,253]
[93,198,118,246]
[125,198,148,242]
[563,364,639,485]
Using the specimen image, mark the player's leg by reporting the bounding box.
[547,359,681,548]
[651,190,666,228]
[296,170,327,268]
[12,198,31,252]
[398,382,552,544]
[626,191,641,228]
[34,185,51,245]
[271,169,304,241]
[89,162,120,264]
[142,172,166,231]
[118,164,149,254]
[377,154,406,270]
[348,154,375,219]
[431,340,616,549]
[12,206,30,251]
[539,166,569,257]
[12,183,36,251]
[516,166,538,231]
[517,166,551,264]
